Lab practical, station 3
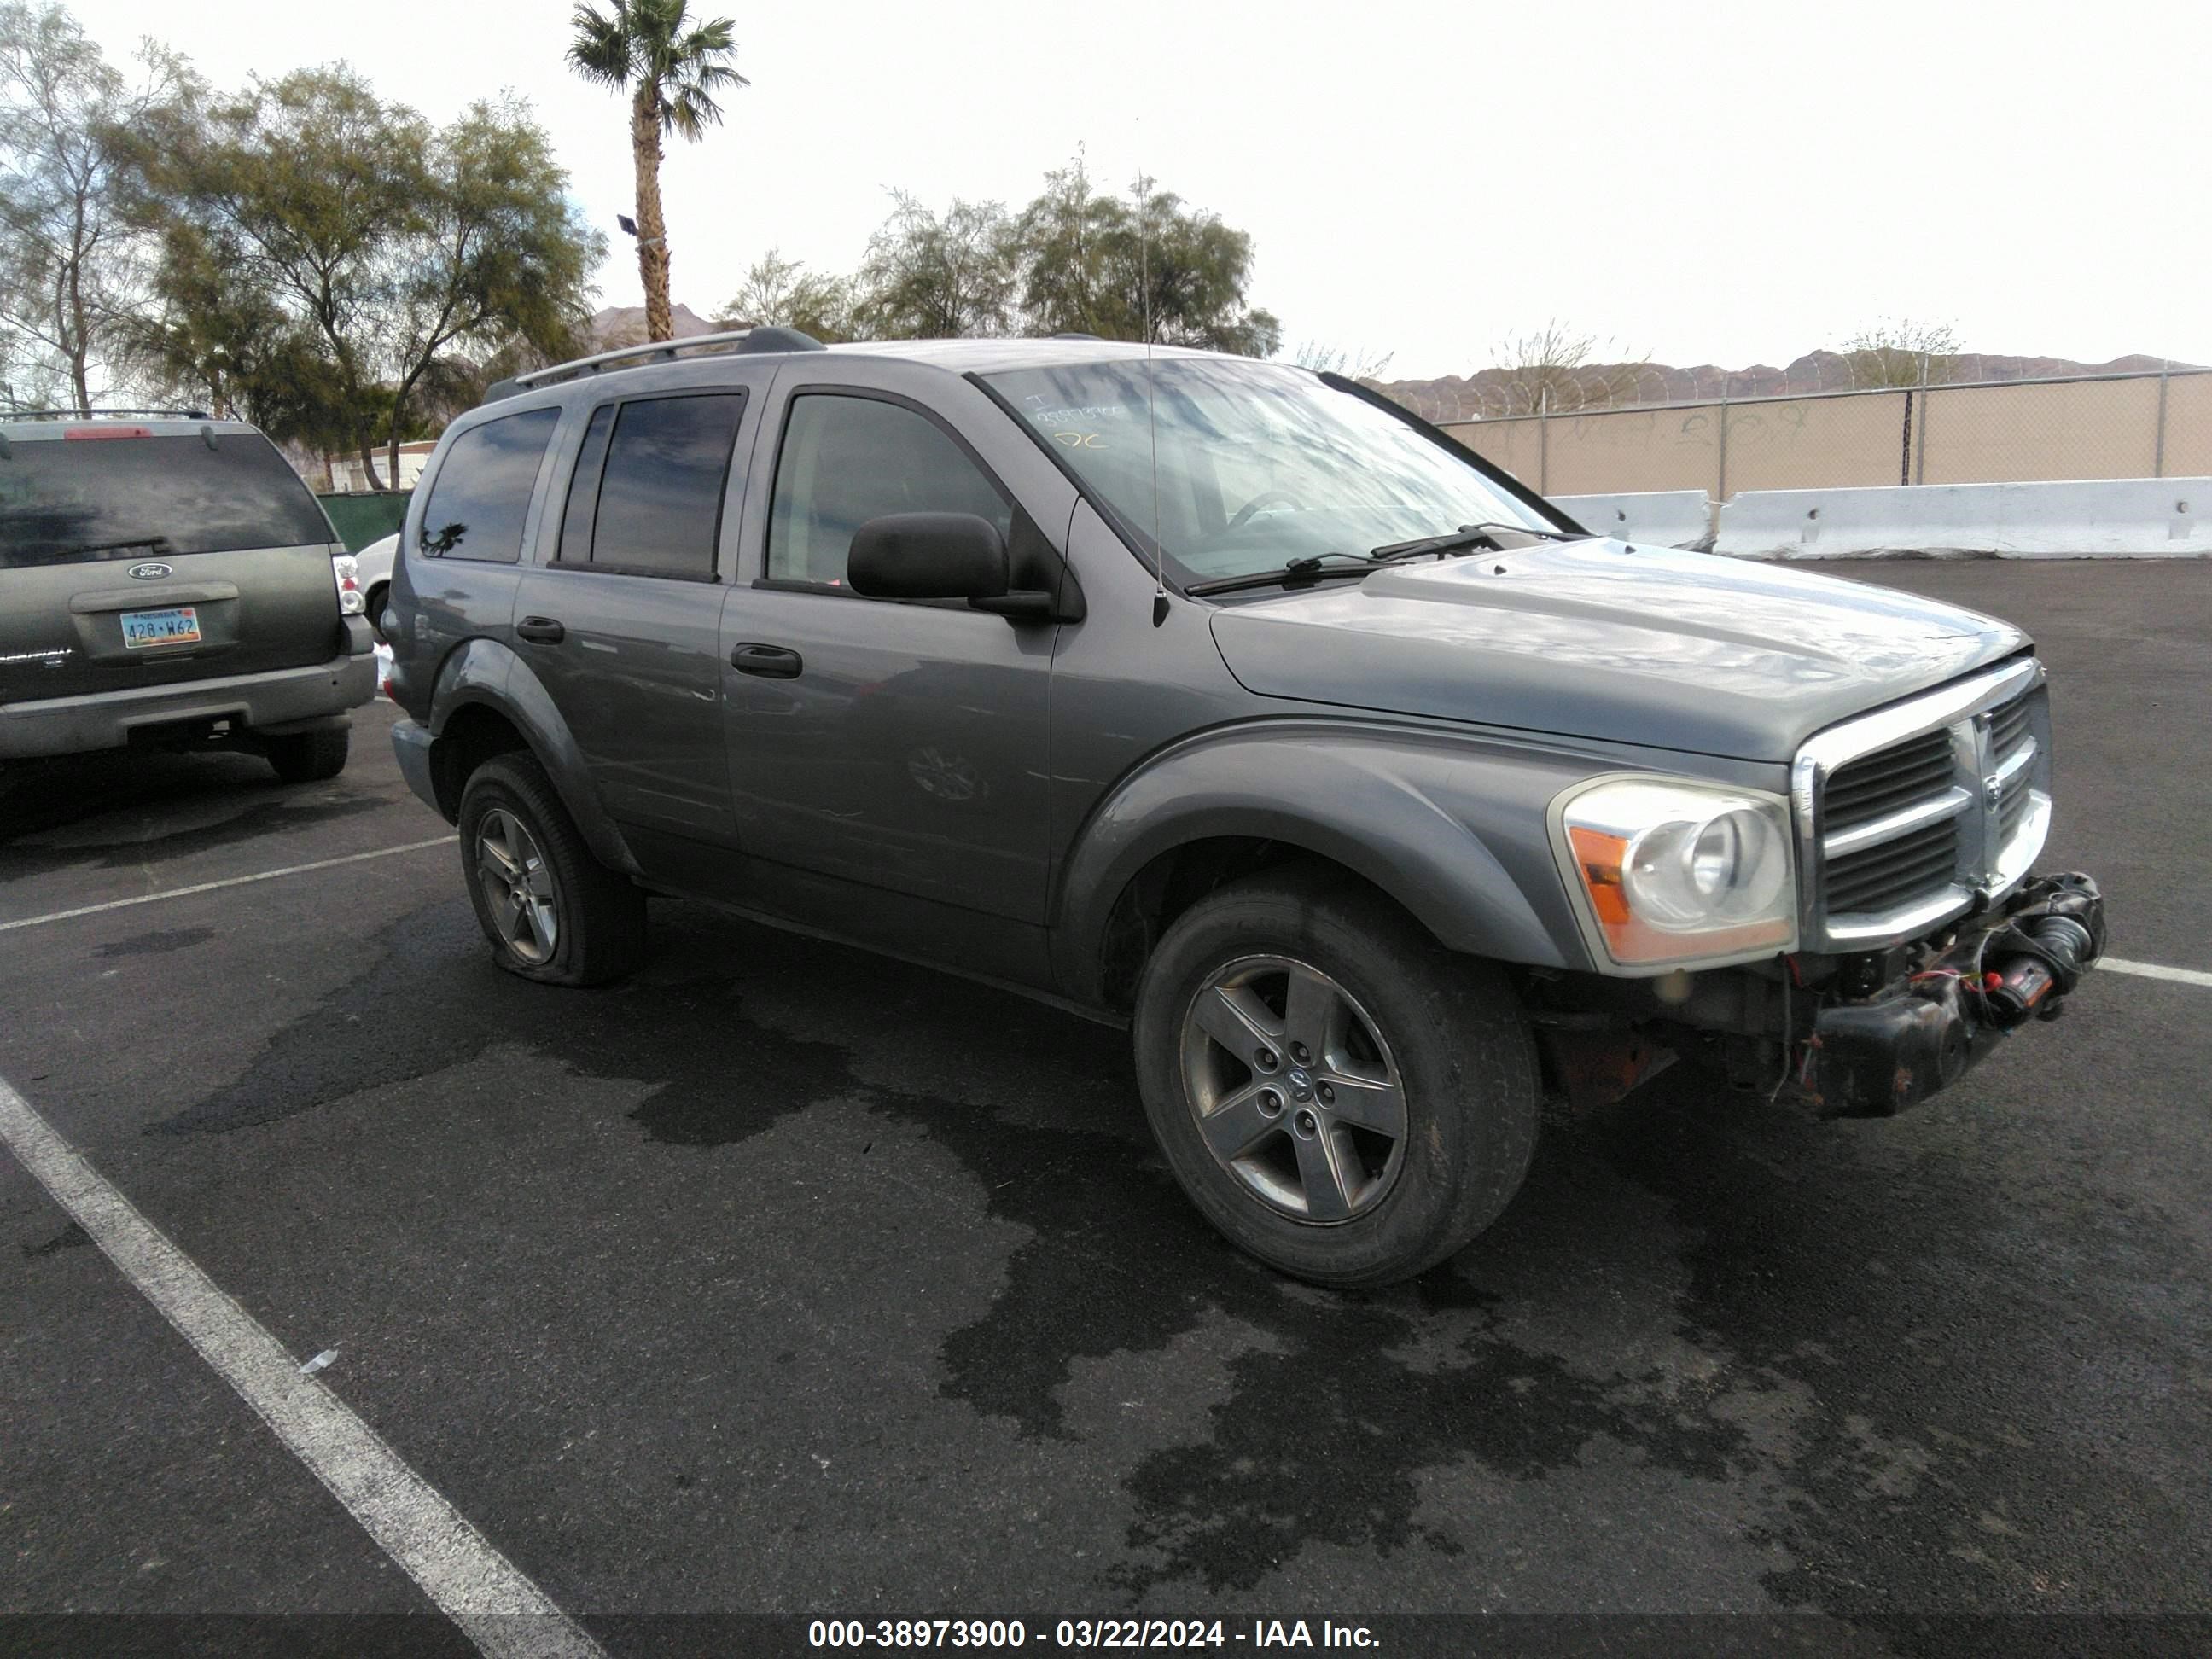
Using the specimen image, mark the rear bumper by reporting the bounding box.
[0,623,376,760]
[390,716,444,818]
[1808,870,2106,1117]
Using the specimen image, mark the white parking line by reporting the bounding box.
[0,1074,602,1659]
[0,837,457,934]
[2102,956,2212,989]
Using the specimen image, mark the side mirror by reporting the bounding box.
[848,513,1009,602]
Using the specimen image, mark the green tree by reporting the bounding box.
[0,2,193,411]
[120,218,345,440]
[567,0,743,346]
[719,246,856,342]
[853,190,1020,339]
[1015,149,1109,337]
[1013,166,1280,355]
[124,68,603,487]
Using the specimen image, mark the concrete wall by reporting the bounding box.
[2165,373,2212,477]
[1551,490,1713,549]
[1712,478,2210,559]
[1918,379,2156,485]
[1452,418,1542,488]
[1441,369,2210,499]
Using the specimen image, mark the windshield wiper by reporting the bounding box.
[1185,552,1382,597]
[1369,521,1581,562]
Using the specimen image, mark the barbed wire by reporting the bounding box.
[1388,358,2197,428]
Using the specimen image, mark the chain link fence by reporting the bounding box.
[1431,364,2211,498]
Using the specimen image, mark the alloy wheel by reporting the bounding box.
[1179,955,1408,1224]
[475,807,560,966]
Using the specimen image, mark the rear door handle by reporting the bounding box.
[731,643,803,678]
[516,616,565,644]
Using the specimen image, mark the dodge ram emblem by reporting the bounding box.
[127,562,172,580]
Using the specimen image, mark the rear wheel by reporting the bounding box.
[1132,866,1540,1287]
[366,583,391,641]
[264,725,349,783]
[457,753,645,986]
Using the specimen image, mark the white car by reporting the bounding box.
[348,532,399,640]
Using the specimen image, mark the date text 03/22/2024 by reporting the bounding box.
[806,1620,1380,1650]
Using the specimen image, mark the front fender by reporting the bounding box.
[1050,719,1611,1004]
[427,637,642,876]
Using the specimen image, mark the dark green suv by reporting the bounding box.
[0,410,376,781]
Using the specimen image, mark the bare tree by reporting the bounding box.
[1291,340,1395,381]
[1841,317,1963,388]
[1488,321,1650,416]
[0,2,192,411]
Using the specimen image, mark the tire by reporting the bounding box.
[457,752,646,987]
[366,584,391,642]
[265,725,349,784]
[1132,865,1540,1288]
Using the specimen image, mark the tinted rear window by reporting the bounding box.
[416,407,561,563]
[0,431,335,570]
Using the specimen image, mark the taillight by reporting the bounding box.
[331,553,365,615]
[63,425,151,439]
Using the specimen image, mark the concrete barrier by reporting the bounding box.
[1714,478,2210,560]
[1551,490,1713,550]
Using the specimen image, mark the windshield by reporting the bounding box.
[0,430,335,570]
[985,358,1561,587]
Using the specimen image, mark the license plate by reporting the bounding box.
[121,607,201,649]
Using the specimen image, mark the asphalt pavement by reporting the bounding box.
[2,558,2207,1656]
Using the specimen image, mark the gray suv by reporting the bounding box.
[385,331,2105,1286]
[1,410,376,780]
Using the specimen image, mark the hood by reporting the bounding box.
[1207,539,2029,762]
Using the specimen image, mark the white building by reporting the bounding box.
[326,440,438,494]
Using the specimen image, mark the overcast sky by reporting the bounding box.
[69,0,2212,379]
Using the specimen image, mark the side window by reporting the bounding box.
[556,405,616,566]
[416,407,559,562]
[766,393,1013,588]
[560,392,746,579]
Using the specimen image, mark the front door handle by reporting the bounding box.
[516,615,566,645]
[731,643,803,678]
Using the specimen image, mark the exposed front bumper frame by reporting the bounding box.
[1807,870,2105,1117]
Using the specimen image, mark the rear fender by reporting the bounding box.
[427,637,641,876]
[1050,721,1607,1004]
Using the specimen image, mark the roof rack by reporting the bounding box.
[487,325,825,402]
[3,407,213,422]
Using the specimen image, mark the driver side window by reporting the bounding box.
[765,393,1012,589]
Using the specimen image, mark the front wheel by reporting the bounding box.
[1132,867,1540,1287]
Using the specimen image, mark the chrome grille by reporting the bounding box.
[1792,661,2053,950]
[1823,730,1954,835]
[1825,815,1960,913]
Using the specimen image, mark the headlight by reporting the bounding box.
[331,553,365,615]
[1551,776,1797,969]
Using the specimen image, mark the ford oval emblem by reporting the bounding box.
[128,562,172,580]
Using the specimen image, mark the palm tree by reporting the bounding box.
[567,0,746,343]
